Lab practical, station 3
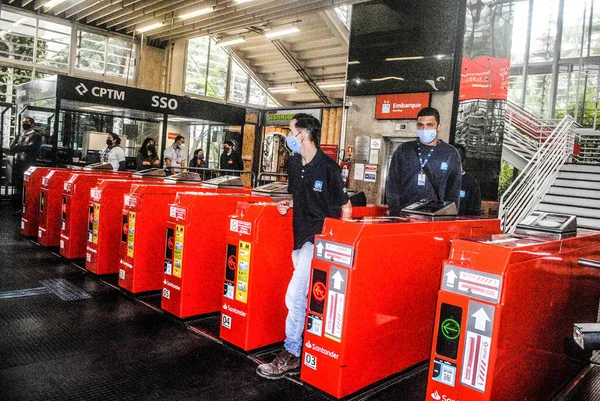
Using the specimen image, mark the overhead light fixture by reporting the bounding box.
[265,26,300,38]
[236,0,255,3]
[385,56,424,62]
[136,22,164,33]
[318,83,346,89]
[80,106,123,113]
[13,17,27,27]
[371,76,405,82]
[43,0,66,10]
[178,6,214,20]
[216,36,246,47]
[269,86,298,93]
[347,60,360,65]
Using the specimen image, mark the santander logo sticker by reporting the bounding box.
[430,390,458,401]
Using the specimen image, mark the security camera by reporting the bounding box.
[345,101,353,109]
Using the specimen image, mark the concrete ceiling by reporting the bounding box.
[10,0,370,105]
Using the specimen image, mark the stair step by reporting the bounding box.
[557,171,600,182]
[561,164,600,174]
[578,217,600,231]
[548,186,600,198]
[537,203,600,219]
[542,194,600,208]
[553,178,600,190]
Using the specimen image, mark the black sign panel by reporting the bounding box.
[121,212,128,243]
[61,197,67,221]
[309,269,328,315]
[225,244,237,282]
[56,75,246,125]
[435,303,463,360]
[164,227,174,260]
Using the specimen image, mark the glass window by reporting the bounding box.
[334,5,352,29]
[523,74,553,116]
[508,75,523,102]
[0,11,38,64]
[249,79,267,106]
[206,41,229,99]
[228,60,248,103]
[107,37,135,79]
[185,36,210,96]
[266,96,279,107]
[510,1,529,65]
[529,0,559,63]
[561,0,589,59]
[37,19,70,70]
[76,31,106,74]
[589,0,600,56]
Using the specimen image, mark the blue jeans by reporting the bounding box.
[283,241,314,357]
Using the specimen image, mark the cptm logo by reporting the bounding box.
[430,390,458,401]
[75,83,88,95]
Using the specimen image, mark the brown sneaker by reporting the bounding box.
[256,349,301,379]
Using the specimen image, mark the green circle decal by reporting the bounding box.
[441,318,460,340]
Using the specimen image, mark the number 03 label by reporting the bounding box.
[304,352,317,370]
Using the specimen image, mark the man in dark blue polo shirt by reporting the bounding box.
[256,113,352,379]
[386,107,462,216]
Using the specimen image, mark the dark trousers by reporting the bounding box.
[12,162,28,208]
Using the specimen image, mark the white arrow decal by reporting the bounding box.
[332,271,344,290]
[472,308,491,331]
[316,242,324,256]
[445,270,458,287]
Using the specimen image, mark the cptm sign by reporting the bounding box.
[75,83,125,101]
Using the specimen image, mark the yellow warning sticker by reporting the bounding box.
[127,211,136,258]
[173,224,185,278]
[92,204,100,244]
[236,241,251,303]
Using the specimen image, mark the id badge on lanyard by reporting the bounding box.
[418,170,426,186]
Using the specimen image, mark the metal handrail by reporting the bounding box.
[499,115,576,233]
[175,166,256,187]
[503,124,539,161]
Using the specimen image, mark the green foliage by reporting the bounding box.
[498,160,516,197]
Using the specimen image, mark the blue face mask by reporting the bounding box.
[198,154,204,160]
[286,135,302,153]
[417,129,437,144]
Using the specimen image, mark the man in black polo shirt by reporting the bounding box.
[386,107,462,215]
[256,113,352,379]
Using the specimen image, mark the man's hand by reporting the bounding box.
[277,199,292,216]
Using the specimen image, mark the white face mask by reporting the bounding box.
[417,129,437,144]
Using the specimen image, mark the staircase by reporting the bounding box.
[536,164,600,230]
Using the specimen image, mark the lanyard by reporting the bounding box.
[417,143,435,172]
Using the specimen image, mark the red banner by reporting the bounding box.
[321,144,339,161]
[459,57,510,101]
[375,93,431,120]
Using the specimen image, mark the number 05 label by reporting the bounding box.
[304,352,317,370]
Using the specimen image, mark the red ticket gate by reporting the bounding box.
[161,192,270,319]
[117,183,207,292]
[21,166,56,237]
[60,172,130,259]
[84,178,154,274]
[219,204,388,351]
[300,216,501,398]
[38,169,79,247]
[426,232,600,401]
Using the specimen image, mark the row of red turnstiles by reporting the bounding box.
[19,165,600,401]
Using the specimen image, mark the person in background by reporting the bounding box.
[164,135,186,175]
[454,143,481,216]
[100,133,126,171]
[219,140,244,171]
[385,107,462,216]
[256,113,352,379]
[9,116,42,215]
[189,148,206,168]
[136,137,161,170]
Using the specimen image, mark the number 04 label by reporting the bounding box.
[221,314,232,329]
